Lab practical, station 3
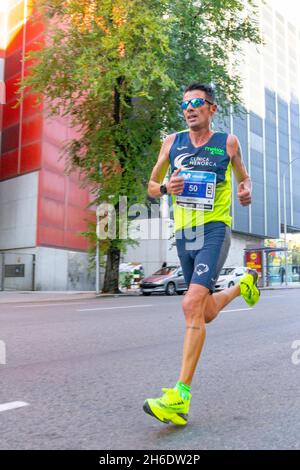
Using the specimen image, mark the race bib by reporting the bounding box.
[176,170,216,211]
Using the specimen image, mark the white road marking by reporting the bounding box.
[78,304,153,312]
[14,302,96,308]
[0,402,29,413]
[221,307,253,313]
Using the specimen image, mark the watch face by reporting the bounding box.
[160,185,167,194]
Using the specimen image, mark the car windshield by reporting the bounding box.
[219,268,235,276]
[153,267,177,275]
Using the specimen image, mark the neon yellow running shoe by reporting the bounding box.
[143,387,191,425]
[240,268,260,306]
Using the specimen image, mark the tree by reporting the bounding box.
[21,0,261,292]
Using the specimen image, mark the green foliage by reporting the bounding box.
[167,0,261,121]
[120,272,133,289]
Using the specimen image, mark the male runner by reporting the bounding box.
[143,82,260,426]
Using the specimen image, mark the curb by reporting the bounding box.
[260,286,300,290]
[0,291,142,305]
[96,292,141,298]
[0,296,96,305]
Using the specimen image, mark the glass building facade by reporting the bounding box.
[216,1,300,240]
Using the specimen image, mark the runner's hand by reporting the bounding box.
[167,168,185,195]
[237,181,251,206]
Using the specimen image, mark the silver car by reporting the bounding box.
[140,266,187,296]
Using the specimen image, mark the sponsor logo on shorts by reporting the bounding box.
[195,263,209,276]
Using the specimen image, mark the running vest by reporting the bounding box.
[169,130,232,231]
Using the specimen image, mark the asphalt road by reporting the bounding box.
[0,290,299,450]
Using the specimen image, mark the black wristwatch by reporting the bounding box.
[160,184,168,196]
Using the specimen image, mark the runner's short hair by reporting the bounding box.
[183,82,215,103]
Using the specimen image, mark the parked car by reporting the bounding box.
[214,266,247,291]
[140,266,187,296]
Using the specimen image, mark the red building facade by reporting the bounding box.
[0,1,95,290]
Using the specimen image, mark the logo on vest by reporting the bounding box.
[177,146,188,151]
[174,153,194,169]
[189,156,217,167]
[204,146,225,156]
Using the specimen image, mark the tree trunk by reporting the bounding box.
[101,77,126,294]
[102,244,121,293]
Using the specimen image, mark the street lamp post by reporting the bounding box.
[96,164,103,295]
[282,173,288,286]
[282,157,300,286]
[96,205,101,295]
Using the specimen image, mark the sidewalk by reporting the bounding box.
[0,284,299,304]
[260,284,300,290]
[0,289,141,304]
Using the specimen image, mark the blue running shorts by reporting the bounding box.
[175,221,231,293]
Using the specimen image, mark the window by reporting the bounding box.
[250,132,263,153]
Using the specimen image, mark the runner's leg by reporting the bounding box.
[204,283,240,323]
[179,284,210,385]
[202,223,235,323]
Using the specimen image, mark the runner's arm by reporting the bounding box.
[148,134,176,198]
[227,134,252,206]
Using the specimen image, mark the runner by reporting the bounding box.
[143,82,260,426]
